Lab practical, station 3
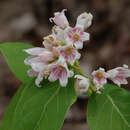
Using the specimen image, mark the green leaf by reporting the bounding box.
[87,84,130,130]
[1,78,77,130]
[0,42,33,83]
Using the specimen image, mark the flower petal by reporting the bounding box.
[48,73,57,82]
[24,56,41,65]
[27,69,38,77]
[81,32,90,41]
[24,47,45,55]
[50,9,69,29]
[31,62,46,72]
[60,71,68,87]
[74,41,83,49]
[35,72,44,87]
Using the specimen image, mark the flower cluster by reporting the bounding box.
[24,9,130,94]
[92,65,130,92]
[24,9,92,87]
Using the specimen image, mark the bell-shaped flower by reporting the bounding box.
[50,9,69,29]
[48,56,73,87]
[107,65,130,86]
[76,12,93,30]
[24,47,55,64]
[66,27,89,49]
[75,75,90,93]
[92,68,108,90]
[24,47,57,87]
[58,45,81,65]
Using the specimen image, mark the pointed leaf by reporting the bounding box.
[0,42,33,83]
[87,84,130,130]
[1,78,77,130]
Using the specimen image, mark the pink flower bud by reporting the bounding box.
[50,9,69,29]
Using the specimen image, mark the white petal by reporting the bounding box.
[65,37,73,46]
[35,73,44,87]
[31,62,46,72]
[80,79,89,87]
[76,75,90,93]
[50,9,69,29]
[107,69,118,78]
[48,73,57,82]
[81,32,90,41]
[24,56,35,65]
[112,77,128,87]
[53,26,66,42]
[76,12,93,30]
[39,51,54,63]
[99,67,105,72]
[67,55,75,65]
[57,56,67,68]
[74,42,83,49]
[75,24,84,30]
[121,79,128,85]
[123,64,128,69]
[60,72,68,87]
[69,70,74,77]
[79,79,89,92]
[76,51,81,60]
[24,47,45,55]
[27,69,38,77]
[24,56,41,66]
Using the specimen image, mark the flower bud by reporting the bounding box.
[75,75,90,93]
[50,9,69,29]
[76,12,93,30]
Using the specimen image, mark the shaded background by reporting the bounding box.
[0,0,130,129]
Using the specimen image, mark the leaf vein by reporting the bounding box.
[34,86,60,130]
[107,94,130,128]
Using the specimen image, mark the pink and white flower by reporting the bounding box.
[75,75,90,93]
[50,9,69,29]
[24,47,57,87]
[66,27,89,49]
[58,45,81,65]
[76,12,93,30]
[48,56,74,87]
[27,63,48,87]
[107,65,130,86]
[92,68,108,89]
[24,47,55,64]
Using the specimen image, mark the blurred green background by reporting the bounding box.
[0,0,130,129]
